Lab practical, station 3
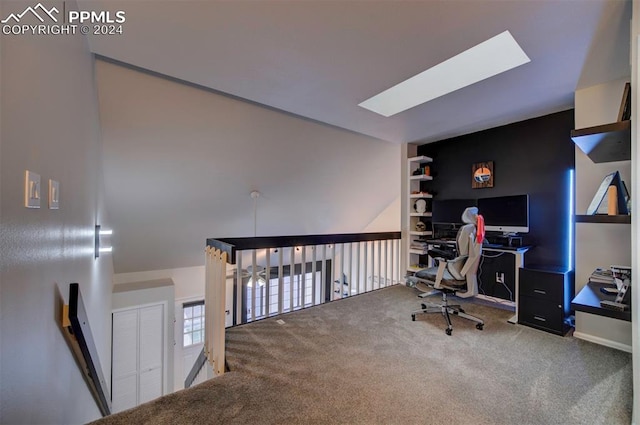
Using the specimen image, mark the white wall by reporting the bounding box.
[115,266,204,301]
[363,196,401,233]
[574,78,632,350]
[96,60,401,274]
[0,4,113,423]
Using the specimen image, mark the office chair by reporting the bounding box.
[410,207,485,335]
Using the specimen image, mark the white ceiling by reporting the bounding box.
[87,0,632,274]
[86,0,631,145]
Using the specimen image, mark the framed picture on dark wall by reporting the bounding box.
[472,161,494,188]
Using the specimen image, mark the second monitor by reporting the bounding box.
[477,194,529,234]
[432,198,477,225]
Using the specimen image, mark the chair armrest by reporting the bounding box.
[446,255,468,265]
[427,248,455,261]
[445,255,468,281]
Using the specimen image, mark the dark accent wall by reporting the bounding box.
[418,110,575,268]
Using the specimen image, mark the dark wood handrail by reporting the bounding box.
[207,231,401,264]
[63,283,111,416]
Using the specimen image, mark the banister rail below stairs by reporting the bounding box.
[204,231,401,378]
[184,346,207,388]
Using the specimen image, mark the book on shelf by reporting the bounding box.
[618,82,631,121]
[589,267,615,285]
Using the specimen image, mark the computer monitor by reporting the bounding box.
[432,199,477,224]
[477,194,529,234]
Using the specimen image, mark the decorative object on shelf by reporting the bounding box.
[586,171,629,215]
[415,221,427,232]
[414,199,427,213]
[471,161,494,188]
[611,265,631,304]
[412,165,430,176]
[607,186,618,215]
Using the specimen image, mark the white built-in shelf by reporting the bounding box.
[409,174,433,181]
[408,155,433,164]
[406,153,434,276]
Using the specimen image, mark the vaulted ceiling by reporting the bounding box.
[84,1,631,273]
[87,0,630,145]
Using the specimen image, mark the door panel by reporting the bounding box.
[112,374,137,413]
[140,305,163,370]
[139,367,163,404]
[112,310,138,378]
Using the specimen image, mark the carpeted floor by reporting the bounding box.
[94,285,632,425]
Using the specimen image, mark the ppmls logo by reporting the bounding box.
[2,2,125,36]
[1,3,59,24]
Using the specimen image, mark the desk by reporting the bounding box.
[571,281,631,322]
[480,246,530,324]
[425,240,530,323]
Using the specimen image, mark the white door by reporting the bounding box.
[112,304,164,413]
[139,305,163,403]
[112,310,138,413]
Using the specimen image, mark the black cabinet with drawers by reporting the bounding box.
[518,266,573,335]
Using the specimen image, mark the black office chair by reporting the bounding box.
[409,207,485,335]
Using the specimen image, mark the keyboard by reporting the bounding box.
[483,243,503,248]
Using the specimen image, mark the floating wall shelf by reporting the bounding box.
[575,214,631,224]
[570,120,630,163]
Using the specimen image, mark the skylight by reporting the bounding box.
[358,30,530,117]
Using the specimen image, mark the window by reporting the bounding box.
[183,301,205,347]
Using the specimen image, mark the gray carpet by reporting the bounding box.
[94,285,632,424]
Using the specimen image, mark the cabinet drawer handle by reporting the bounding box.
[533,316,547,322]
[533,289,546,295]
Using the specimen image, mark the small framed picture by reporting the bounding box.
[472,161,494,188]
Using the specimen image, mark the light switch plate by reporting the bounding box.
[49,179,60,209]
[25,170,41,208]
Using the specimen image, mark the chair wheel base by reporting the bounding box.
[476,323,484,330]
[445,328,452,336]
[411,314,416,321]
